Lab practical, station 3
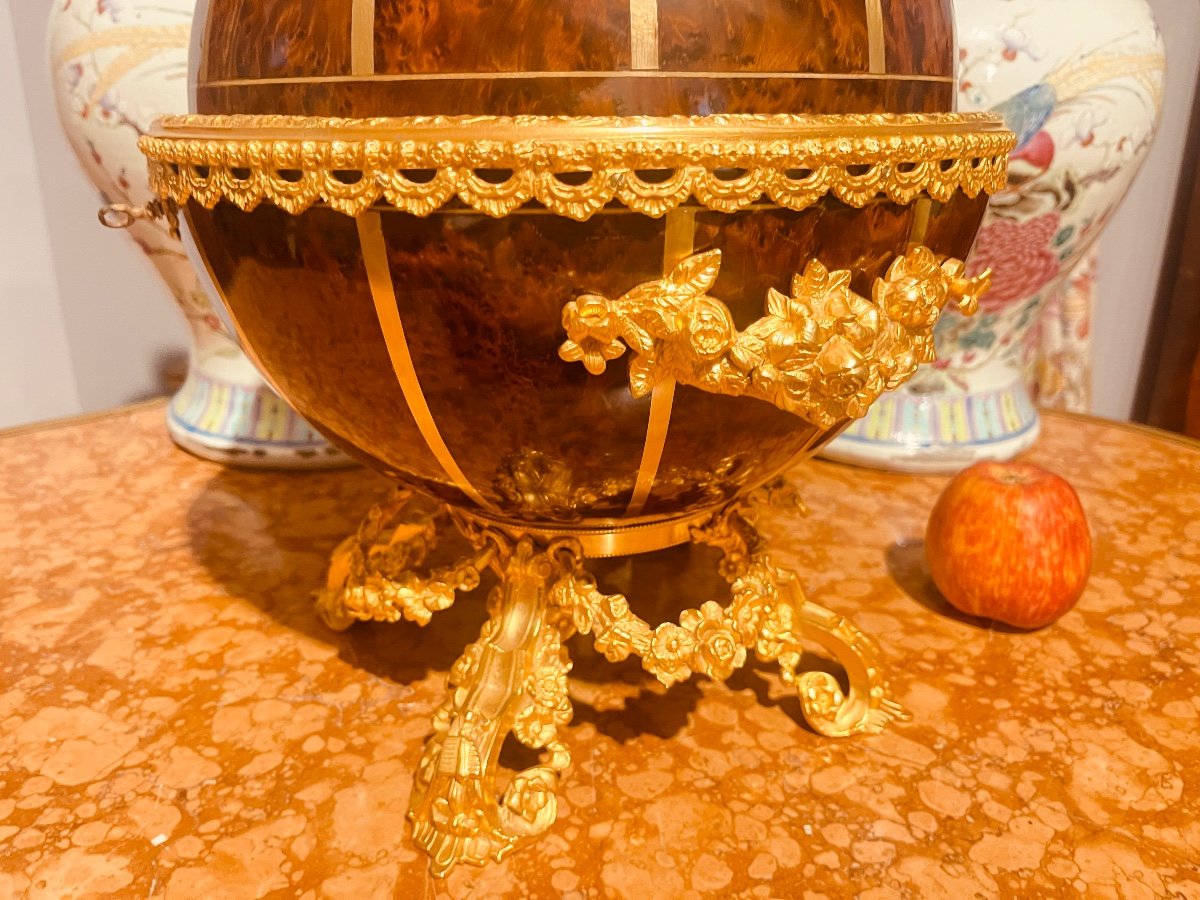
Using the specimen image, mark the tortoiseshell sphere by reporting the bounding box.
[194,0,957,117]
[183,1,993,533]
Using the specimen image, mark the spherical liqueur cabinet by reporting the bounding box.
[140,0,1013,876]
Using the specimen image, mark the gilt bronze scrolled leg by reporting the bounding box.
[754,568,911,737]
[554,503,909,736]
[318,497,906,877]
[408,539,576,877]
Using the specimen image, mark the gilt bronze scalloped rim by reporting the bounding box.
[140,113,1015,221]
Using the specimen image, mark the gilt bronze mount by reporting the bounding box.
[136,109,1012,876]
[141,113,1012,220]
[318,489,908,876]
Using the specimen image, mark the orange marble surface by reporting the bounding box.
[1,404,1199,899]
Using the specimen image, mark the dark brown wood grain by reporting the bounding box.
[373,0,633,73]
[195,77,954,117]
[1139,174,1200,437]
[919,193,994,264]
[186,191,988,522]
[196,0,956,117]
[187,203,455,496]
[656,0,869,74]
[185,0,984,523]
[201,0,355,81]
[1136,68,1200,440]
[880,0,955,77]
[1190,356,1200,437]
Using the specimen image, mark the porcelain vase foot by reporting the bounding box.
[823,378,1041,474]
[167,365,353,470]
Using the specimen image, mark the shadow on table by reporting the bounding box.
[886,537,1029,634]
[188,466,844,742]
[186,466,489,688]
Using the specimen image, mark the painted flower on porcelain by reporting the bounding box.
[827,0,1164,469]
[967,213,1063,312]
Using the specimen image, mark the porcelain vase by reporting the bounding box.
[48,0,349,469]
[825,0,1165,473]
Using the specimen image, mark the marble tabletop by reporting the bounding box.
[1,404,1198,899]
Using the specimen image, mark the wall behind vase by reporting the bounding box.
[0,3,79,428]
[0,0,1197,430]
[1,0,187,430]
[1094,0,1200,420]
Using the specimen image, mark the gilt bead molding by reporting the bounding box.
[140,113,1014,221]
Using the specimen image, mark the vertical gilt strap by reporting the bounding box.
[351,0,376,75]
[630,0,660,70]
[865,0,886,75]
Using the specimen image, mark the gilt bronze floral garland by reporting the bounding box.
[560,246,991,429]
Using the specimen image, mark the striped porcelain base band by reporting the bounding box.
[822,380,1041,474]
[835,382,1038,450]
[167,369,348,467]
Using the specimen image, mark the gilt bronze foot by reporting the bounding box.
[319,493,909,876]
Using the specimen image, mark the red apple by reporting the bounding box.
[925,461,1092,629]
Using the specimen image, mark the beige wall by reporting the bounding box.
[0,2,79,428]
[3,0,187,430]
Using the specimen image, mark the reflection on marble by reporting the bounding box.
[1,404,1198,897]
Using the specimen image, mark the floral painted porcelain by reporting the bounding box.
[48,0,347,469]
[826,0,1165,473]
